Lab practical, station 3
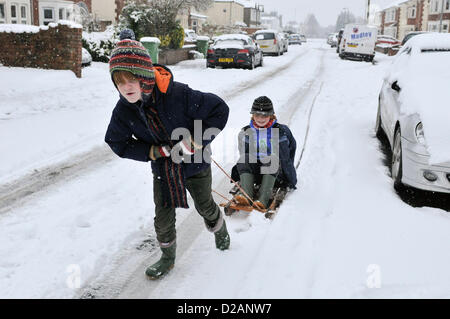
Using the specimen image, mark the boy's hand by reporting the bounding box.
[150,145,171,160]
[172,137,195,156]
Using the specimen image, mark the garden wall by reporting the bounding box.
[0,22,83,77]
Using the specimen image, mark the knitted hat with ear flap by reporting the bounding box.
[109,29,155,97]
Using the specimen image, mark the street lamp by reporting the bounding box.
[439,0,445,32]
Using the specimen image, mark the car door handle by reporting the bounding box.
[391,81,401,92]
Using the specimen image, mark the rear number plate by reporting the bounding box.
[218,58,233,62]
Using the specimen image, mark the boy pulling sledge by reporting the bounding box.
[105,30,230,279]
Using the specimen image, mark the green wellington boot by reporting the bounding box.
[253,174,276,210]
[233,173,254,206]
[214,220,230,250]
[205,213,230,251]
[145,243,176,280]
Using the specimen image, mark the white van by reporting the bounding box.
[254,30,283,56]
[338,24,378,62]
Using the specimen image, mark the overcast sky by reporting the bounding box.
[256,0,397,26]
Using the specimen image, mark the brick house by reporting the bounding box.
[397,0,428,41]
[380,1,402,38]
[201,0,246,27]
[242,0,263,28]
[0,0,92,26]
[427,0,450,32]
[177,7,208,33]
[31,0,92,26]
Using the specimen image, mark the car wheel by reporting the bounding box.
[391,128,403,187]
[249,56,255,70]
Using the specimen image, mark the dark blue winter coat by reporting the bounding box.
[105,64,229,178]
[232,121,297,188]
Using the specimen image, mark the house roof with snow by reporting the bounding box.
[382,0,408,10]
[215,0,246,6]
[239,0,259,8]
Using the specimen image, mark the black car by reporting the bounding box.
[206,34,263,69]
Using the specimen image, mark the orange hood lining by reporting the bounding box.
[154,66,172,94]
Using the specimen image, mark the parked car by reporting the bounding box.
[329,33,338,47]
[81,48,92,67]
[288,34,302,45]
[327,33,334,45]
[338,24,378,62]
[401,31,427,45]
[184,29,198,42]
[299,34,307,43]
[336,28,344,53]
[279,33,289,53]
[206,34,263,69]
[254,30,283,55]
[376,35,401,47]
[376,33,450,193]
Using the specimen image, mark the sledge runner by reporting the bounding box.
[105,29,230,280]
[222,96,297,216]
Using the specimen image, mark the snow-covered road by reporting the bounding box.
[1,40,449,298]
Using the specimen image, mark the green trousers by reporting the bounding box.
[153,167,220,244]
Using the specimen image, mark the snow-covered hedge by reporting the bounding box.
[82,26,118,63]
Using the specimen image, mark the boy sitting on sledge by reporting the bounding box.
[231,96,297,211]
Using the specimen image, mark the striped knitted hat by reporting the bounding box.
[109,33,155,96]
[251,96,274,115]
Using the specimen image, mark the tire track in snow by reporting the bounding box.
[76,46,328,299]
[0,49,310,216]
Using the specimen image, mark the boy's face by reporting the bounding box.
[253,114,271,127]
[117,76,142,103]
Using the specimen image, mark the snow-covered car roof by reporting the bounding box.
[213,34,251,42]
[404,32,450,52]
[254,29,278,34]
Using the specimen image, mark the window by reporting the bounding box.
[0,3,5,23]
[43,7,54,25]
[408,6,416,18]
[20,4,27,24]
[446,0,450,11]
[10,3,17,23]
[59,8,65,20]
[434,0,440,13]
[386,9,396,23]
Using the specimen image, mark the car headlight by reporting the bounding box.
[415,122,426,145]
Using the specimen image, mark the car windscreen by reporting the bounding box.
[255,33,275,40]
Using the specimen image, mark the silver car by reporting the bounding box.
[376,33,450,193]
[254,30,283,56]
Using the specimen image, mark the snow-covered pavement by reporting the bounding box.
[1,40,449,298]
